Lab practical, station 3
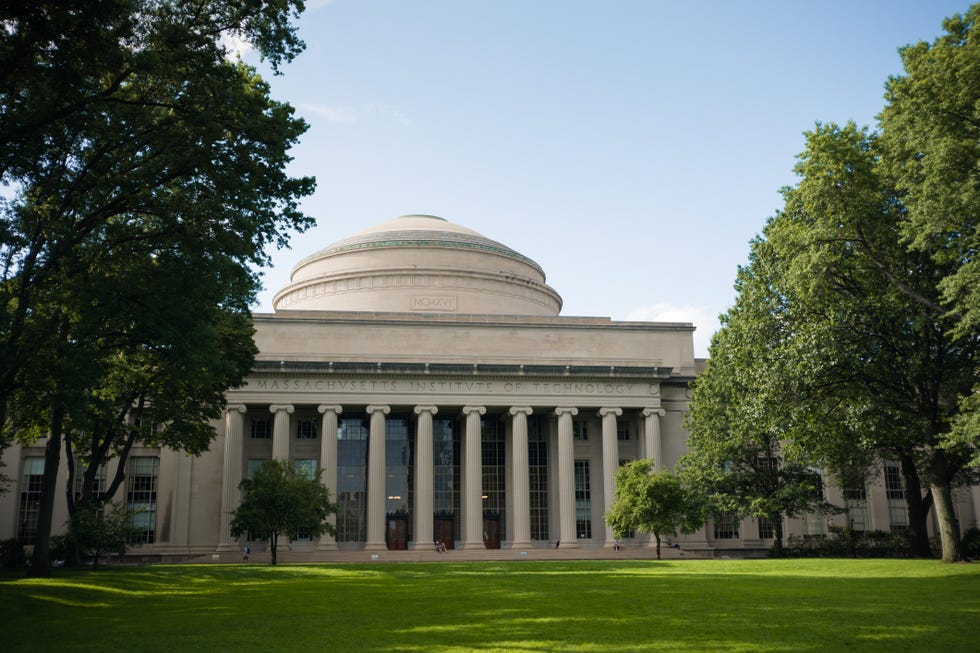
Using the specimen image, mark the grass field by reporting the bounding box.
[1,559,978,652]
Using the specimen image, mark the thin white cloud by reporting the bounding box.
[296,102,412,126]
[624,303,720,359]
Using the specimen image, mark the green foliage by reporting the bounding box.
[606,460,703,559]
[781,527,916,559]
[68,503,139,569]
[0,538,26,568]
[0,1,313,575]
[230,460,339,565]
[687,5,980,564]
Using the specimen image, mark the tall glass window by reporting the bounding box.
[528,416,549,541]
[385,416,413,516]
[337,417,368,542]
[884,462,908,532]
[18,457,45,545]
[433,417,460,541]
[482,417,506,532]
[843,485,869,532]
[126,456,159,545]
[714,512,739,539]
[574,459,591,539]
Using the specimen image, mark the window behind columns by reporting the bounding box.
[528,416,549,541]
[337,417,368,542]
[481,417,506,533]
[385,416,413,520]
[433,418,460,541]
[574,459,591,539]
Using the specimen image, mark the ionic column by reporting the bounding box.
[218,404,247,551]
[316,405,342,551]
[643,408,666,471]
[413,406,438,549]
[365,405,390,551]
[462,406,486,549]
[555,407,579,549]
[509,407,533,549]
[600,407,623,548]
[269,404,294,461]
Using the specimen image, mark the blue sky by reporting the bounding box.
[248,0,971,357]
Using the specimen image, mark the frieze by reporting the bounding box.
[245,376,661,397]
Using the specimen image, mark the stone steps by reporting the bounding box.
[201,545,709,565]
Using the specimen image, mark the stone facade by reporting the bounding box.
[2,214,978,559]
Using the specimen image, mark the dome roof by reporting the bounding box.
[273,215,563,316]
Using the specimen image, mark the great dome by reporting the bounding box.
[273,214,563,316]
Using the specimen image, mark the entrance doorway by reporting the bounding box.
[434,512,455,549]
[483,513,501,549]
[386,513,408,550]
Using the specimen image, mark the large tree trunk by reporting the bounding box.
[270,533,278,565]
[931,482,964,563]
[900,456,933,557]
[28,404,65,578]
[771,513,784,558]
[654,534,661,560]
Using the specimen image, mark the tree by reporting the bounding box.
[230,460,339,565]
[605,460,703,560]
[67,502,138,570]
[681,240,844,557]
[687,5,980,564]
[0,1,315,576]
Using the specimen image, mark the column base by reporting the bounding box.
[315,540,338,551]
[557,540,581,549]
[460,540,486,550]
[364,541,388,551]
[508,540,532,550]
[215,542,240,553]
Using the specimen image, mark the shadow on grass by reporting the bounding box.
[1,560,978,652]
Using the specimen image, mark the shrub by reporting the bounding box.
[0,538,27,567]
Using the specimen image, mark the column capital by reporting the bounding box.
[462,405,486,416]
[414,405,439,416]
[225,404,247,415]
[366,405,390,415]
[554,406,578,417]
[642,408,666,418]
[509,406,533,417]
[269,404,294,414]
[317,404,343,415]
[598,407,623,417]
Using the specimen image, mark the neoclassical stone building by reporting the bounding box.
[2,214,978,558]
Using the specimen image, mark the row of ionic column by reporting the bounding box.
[218,403,665,551]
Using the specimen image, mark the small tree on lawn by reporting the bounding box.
[230,460,339,565]
[606,460,704,560]
[68,502,139,570]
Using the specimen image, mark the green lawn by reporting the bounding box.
[1,559,978,652]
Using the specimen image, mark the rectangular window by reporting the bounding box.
[251,418,271,439]
[757,516,773,540]
[296,418,318,440]
[843,484,869,532]
[884,462,908,532]
[337,417,368,542]
[18,457,45,545]
[126,456,159,545]
[616,421,630,441]
[73,462,107,503]
[294,458,317,480]
[528,417,549,541]
[574,459,592,539]
[572,420,588,441]
[714,512,739,539]
[246,459,267,479]
[884,463,905,500]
